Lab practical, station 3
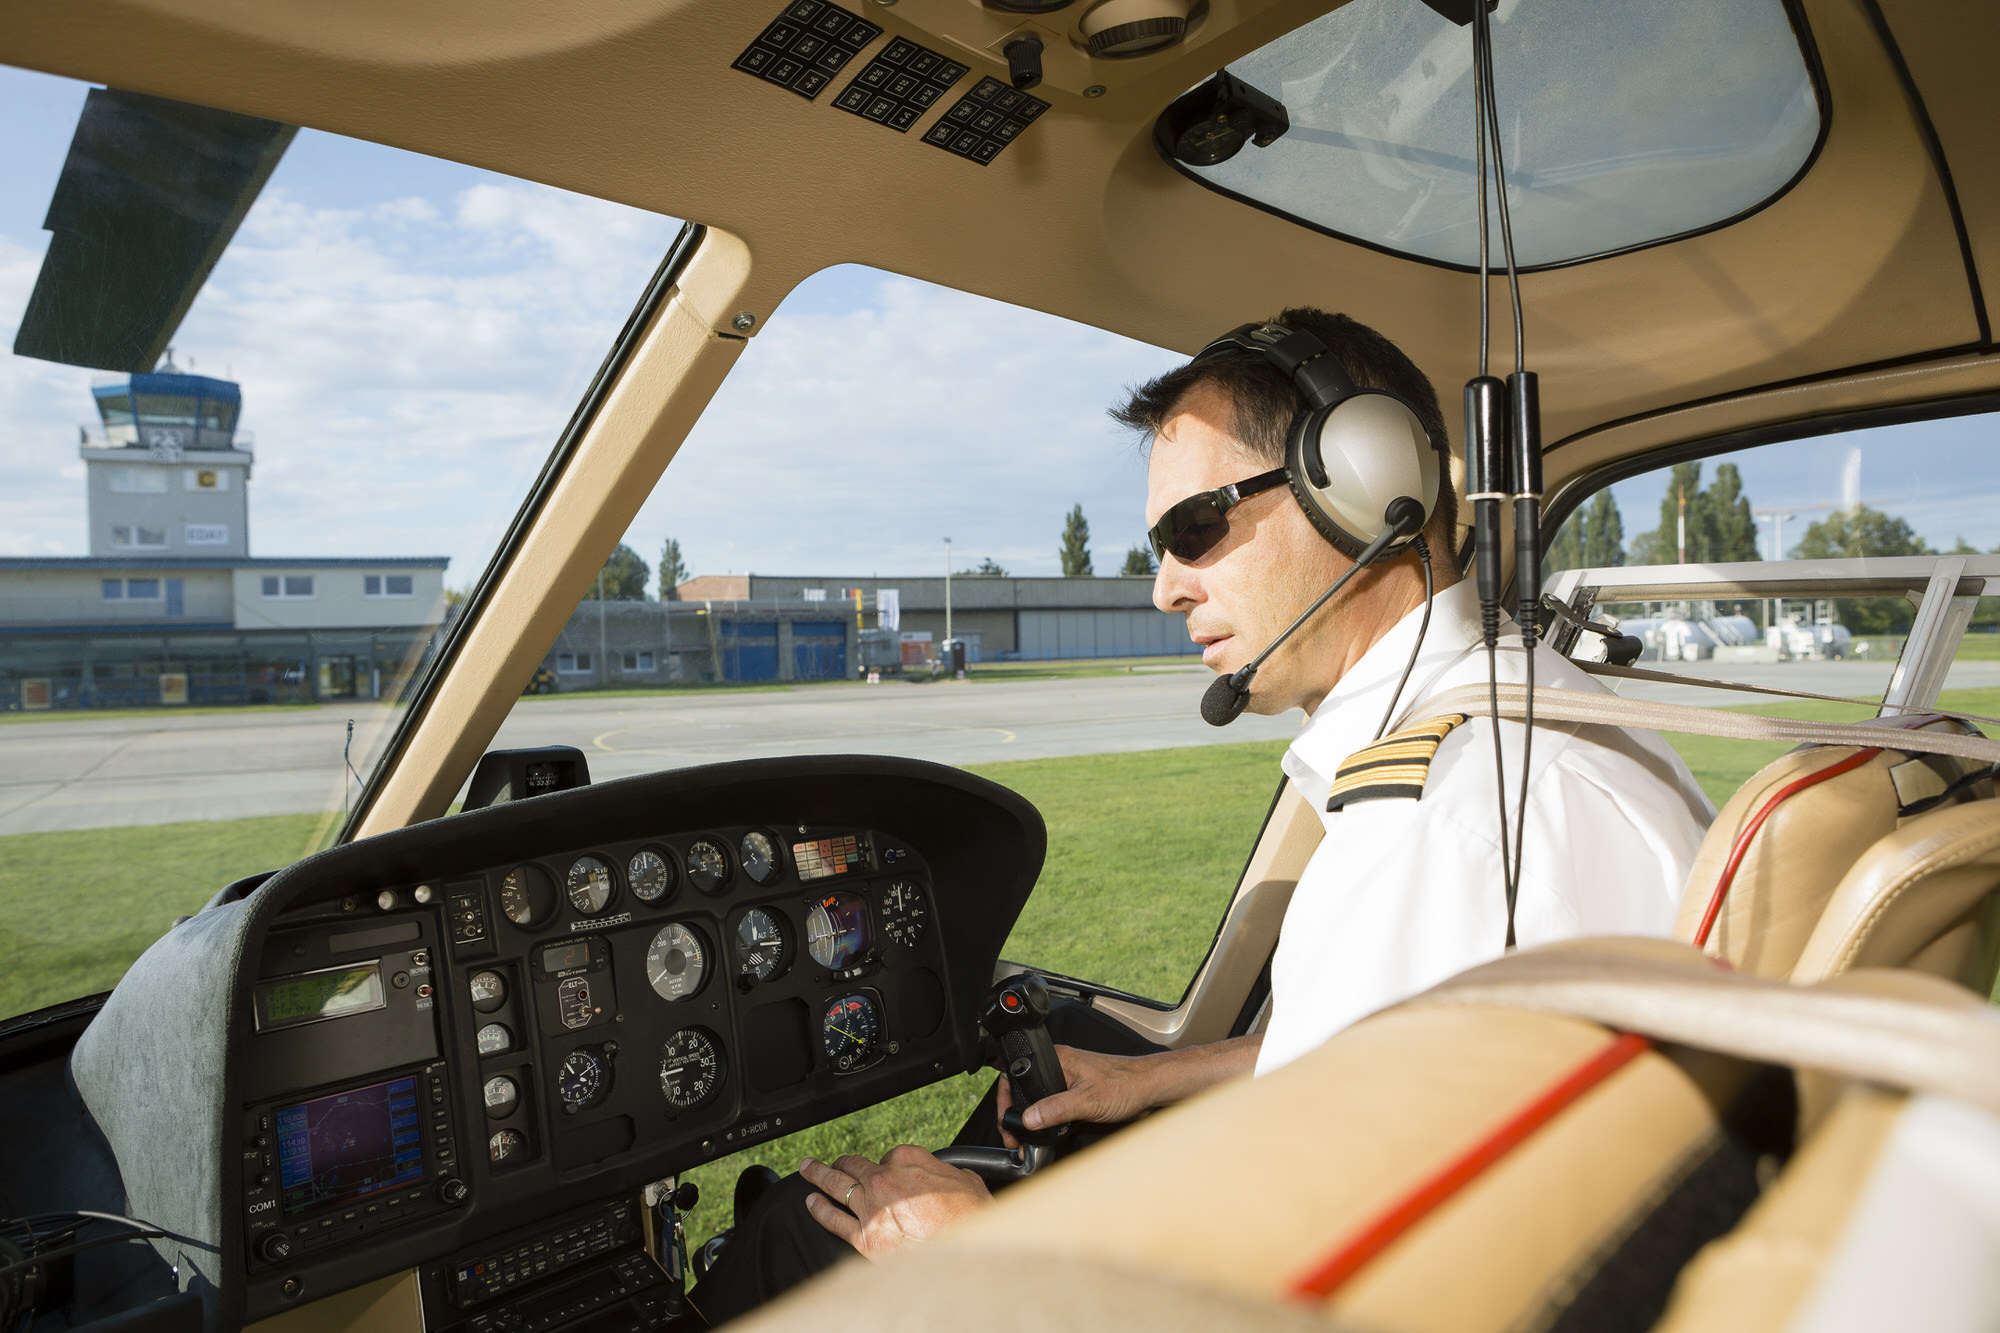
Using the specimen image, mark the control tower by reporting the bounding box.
[80,361,253,558]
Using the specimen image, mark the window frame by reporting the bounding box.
[260,575,316,600]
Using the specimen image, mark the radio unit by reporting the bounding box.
[243,1060,467,1269]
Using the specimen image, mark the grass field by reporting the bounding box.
[5,686,1998,1245]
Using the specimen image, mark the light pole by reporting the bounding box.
[943,537,953,654]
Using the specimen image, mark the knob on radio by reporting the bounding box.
[436,1177,470,1206]
[256,1230,295,1265]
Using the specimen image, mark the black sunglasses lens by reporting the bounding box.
[1155,497,1227,563]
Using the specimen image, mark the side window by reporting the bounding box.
[1544,412,2000,806]
[0,65,680,1023]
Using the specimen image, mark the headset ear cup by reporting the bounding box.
[1286,405,1369,559]
[1287,392,1438,560]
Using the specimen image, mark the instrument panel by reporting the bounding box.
[450,825,952,1180]
[74,756,1042,1327]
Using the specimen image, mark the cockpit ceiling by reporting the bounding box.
[2,0,1993,475]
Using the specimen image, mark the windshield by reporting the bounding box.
[0,66,681,1022]
[1175,0,1821,268]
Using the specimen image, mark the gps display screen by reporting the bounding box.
[275,1075,426,1215]
[255,962,385,1031]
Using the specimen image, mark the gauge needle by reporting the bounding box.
[828,1024,862,1043]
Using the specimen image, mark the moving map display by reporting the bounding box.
[276,1075,426,1214]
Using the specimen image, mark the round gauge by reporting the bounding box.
[628,847,677,904]
[488,1128,526,1165]
[821,994,882,1073]
[878,879,930,949]
[740,831,781,886]
[685,838,731,896]
[498,865,556,929]
[659,1028,724,1111]
[557,975,597,1029]
[476,1022,513,1056]
[735,907,790,984]
[469,969,507,1013]
[645,923,708,1002]
[482,1074,519,1118]
[566,855,616,916]
[557,1047,609,1113]
[805,892,873,971]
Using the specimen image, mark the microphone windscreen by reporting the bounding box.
[1201,673,1250,727]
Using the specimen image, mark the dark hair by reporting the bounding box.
[1112,307,1458,544]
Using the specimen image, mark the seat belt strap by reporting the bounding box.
[1407,948,2000,1116]
[1408,682,2000,765]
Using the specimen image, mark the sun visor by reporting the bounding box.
[13,87,294,372]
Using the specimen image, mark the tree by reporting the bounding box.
[1548,490,1627,574]
[1121,544,1157,576]
[657,537,688,600]
[1704,464,1759,563]
[957,559,1008,577]
[1059,504,1093,576]
[592,543,650,601]
[1791,505,1934,634]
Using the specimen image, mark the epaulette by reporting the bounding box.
[1326,713,1470,811]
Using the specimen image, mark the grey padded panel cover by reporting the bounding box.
[70,895,254,1325]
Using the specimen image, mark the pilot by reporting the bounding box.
[689,308,1714,1321]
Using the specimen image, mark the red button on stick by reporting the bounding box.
[1002,993,1020,1010]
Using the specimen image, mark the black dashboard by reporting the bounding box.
[68,755,1045,1330]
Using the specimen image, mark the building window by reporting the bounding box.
[802,588,826,602]
[107,466,169,495]
[101,579,123,599]
[364,574,415,597]
[557,653,593,674]
[618,651,655,672]
[261,575,315,599]
[125,579,162,600]
[112,526,168,549]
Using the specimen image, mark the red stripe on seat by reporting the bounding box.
[1691,747,1882,949]
[1287,1031,1652,1303]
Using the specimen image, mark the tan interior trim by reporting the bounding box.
[1090,780,1320,1048]
[243,1270,422,1333]
[1542,348,2000,514]
[353,230,771,835]
[1652,1084,1905,1333]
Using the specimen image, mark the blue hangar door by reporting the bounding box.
[792,621,848,681]
[719,622,779,682]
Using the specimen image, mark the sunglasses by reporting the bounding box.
[1148,467,1289,564]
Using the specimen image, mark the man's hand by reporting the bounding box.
[997,1035,1263,1147]
[799,1147,991,1260]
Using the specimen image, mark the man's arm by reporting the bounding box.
[998,1034,1262,1142]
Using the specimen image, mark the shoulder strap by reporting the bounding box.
[1408,682,2000,765]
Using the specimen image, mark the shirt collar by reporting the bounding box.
[1282,578,1486,809]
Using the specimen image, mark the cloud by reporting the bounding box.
[622,271,1181,582]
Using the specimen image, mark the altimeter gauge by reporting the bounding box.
[736,907,790,984]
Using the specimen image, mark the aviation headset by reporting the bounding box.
[1190,322,1440,561]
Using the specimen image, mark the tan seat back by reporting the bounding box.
[1791,796,2000,987]
[1673,716,1988,978]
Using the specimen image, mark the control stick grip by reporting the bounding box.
[983,973,1070,1146]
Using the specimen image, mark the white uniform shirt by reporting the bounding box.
[1254,578,1715,1076]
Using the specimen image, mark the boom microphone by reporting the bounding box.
[1200,498,1425,727]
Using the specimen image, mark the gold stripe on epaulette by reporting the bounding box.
[1327,713,1469,811]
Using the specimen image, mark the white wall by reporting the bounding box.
[231,566,447,630]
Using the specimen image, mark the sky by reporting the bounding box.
[0,64,1177,592]
[3,61,1996,593]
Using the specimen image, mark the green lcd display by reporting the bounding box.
[256,963,385,1031]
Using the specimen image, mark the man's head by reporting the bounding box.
[1117,308,1459,716]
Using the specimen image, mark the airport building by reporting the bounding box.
[0,368,448,710]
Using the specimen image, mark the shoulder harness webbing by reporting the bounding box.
[1326,713,1469,811]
